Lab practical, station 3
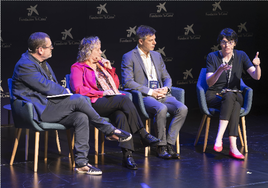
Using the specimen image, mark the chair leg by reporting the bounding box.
[145,119,150,157]
[34,131,40,172]
[66,129,75,168]
[55,130,61,155]
[44,131,48,162]
[10,128,22,165]
[203,116,211,153]
[238,124,244,146]
[94,128,99,164]
[194,114,207,146]
[101,132,105,154]
[69,133,75,158]
[241,116,248,153]
[25,129,29,161]
[176,134,180,154]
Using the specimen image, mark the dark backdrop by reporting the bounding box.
[1,1,268,125]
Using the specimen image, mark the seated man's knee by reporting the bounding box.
[180,105,188,116]
[157,104,168,116]
[74,113,89,129]
[71,94,89,103]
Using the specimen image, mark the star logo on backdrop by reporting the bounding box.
[27,4,39,16]
[0,80,3,92]
[237,21,253,37]
[211,45,220,52]
[97,3,108,14]
[156,2,167,13]
[54,28,79,46]
[156,47,166,56]
[101,50,107,59]
[126,26,136,37]
[149,2,174,18]
[61,77,66,88]
[19,4,47,22]
[61,28,73,40]
[178,24,201,40]
[238,22,247,33]
[183,69,193,80]
[206,1,227,16]
[119,26,137,43]
[212,1,222,11]
[184,24,194,35]
[156,47,173,62]
[89,3,115,19]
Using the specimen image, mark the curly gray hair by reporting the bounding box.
[77,36,100,62]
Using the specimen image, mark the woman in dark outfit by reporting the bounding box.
[206,28,261,159]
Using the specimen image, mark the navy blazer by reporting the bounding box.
[12,51,68,121]
[121,47,172,95]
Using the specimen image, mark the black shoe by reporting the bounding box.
[139,128,160,147]
[122,155,138,170]
[167,144,180,159]
[106,129,132,142]
[141,134,160,147]
[157,146,172,159]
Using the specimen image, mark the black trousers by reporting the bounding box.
[92,95,144,151]
[206,91,243,136]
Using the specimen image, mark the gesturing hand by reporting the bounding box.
[252,52,260,66]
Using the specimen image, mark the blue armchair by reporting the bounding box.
[130,87,185,156]
[194,68,252,152]
[8,78,74,172]
[65,74,132,164]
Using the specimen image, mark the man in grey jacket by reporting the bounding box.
[121,25,188,159]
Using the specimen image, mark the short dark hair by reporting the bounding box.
[136,25,156,43]
[28,32,50,53]
[217,28,238,45]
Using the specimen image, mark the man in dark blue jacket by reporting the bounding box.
[11,32,131,175]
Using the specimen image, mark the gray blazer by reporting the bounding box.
[12,51,68,121]
[121,47,172,95]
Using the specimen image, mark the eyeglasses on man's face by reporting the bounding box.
[220,40,235,46]
[42,44,53,49]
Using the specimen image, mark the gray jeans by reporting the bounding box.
[143,94,188,146]
[41,94,115,167]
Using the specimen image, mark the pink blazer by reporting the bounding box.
[70,62,120,103]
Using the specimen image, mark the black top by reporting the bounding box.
[206,50,253,92]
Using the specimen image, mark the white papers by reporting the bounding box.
[47,93,73,98]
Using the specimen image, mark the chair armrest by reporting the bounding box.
[240,80,253,116]
[171,87,185,104]
[11,99,44,131]
[120,90,132,101]
[130,90,150,119]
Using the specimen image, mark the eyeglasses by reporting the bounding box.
[220,40,235,46]
[42,44,53,49]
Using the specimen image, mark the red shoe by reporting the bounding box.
[229,151,245,160]
[213,142,223,152]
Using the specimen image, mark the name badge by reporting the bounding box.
[149,81,159,89]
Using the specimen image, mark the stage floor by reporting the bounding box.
[1,109,268,188]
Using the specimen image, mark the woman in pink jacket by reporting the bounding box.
[70,36,160,170]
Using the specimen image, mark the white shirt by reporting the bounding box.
[137,46,158,95]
